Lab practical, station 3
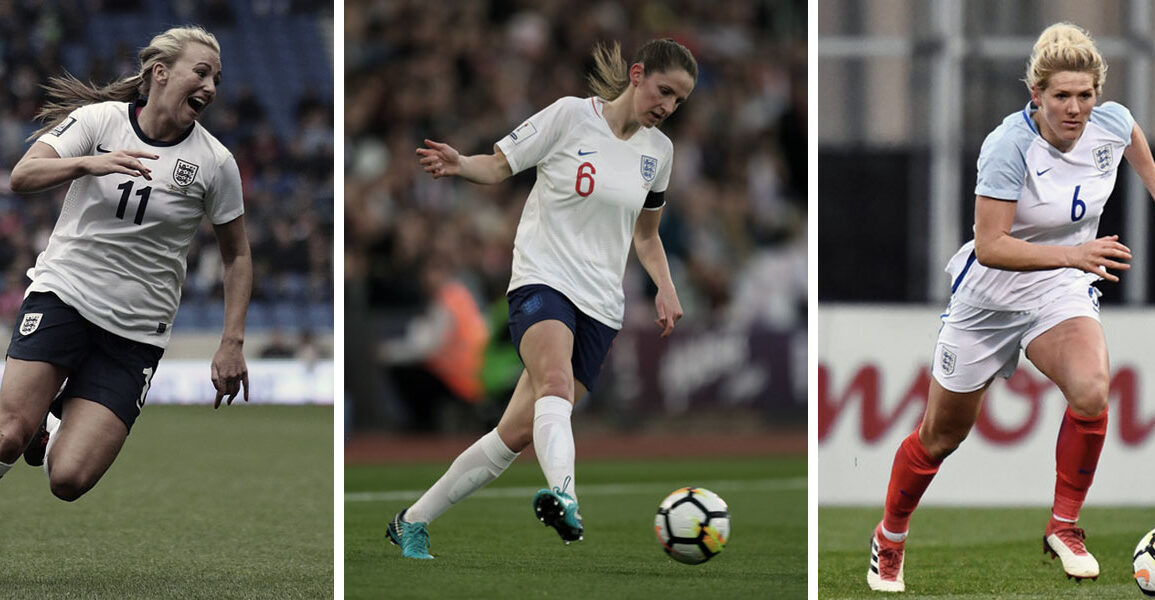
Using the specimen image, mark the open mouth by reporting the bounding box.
[187,97,207,113]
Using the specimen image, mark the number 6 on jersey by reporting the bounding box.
[575,162,595,197]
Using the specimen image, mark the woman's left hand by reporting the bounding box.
[211,342,249,408]
[654,287,684,338]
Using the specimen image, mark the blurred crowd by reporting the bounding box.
[344,0,807,429]
[0,0,334,336]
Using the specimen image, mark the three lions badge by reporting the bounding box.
[173,159,200,187]
[19,313,42,336]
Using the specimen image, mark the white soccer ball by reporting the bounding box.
[653,486,730,565]
[1135,528,1155,596]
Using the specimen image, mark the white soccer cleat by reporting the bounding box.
[868,523,905,592]
[1044,523,1099,581]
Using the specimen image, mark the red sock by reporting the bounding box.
[1052,406,1107,522]
[882,429,943,535]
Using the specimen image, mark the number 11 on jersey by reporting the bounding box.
[116,180,151,225]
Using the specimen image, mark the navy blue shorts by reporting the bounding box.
[8,292,163,431]
[507,284,618,391]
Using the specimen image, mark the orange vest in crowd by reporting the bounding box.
[425,281,489,403]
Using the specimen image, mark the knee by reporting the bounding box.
[919,425,968,462]
[1065,374,1109,418]
[0,433,24,465]
[0,421,34,465]
[48,468,96,502]
[533,367,573,402]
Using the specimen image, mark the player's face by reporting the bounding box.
[158,42,222,128]
[1031,71,1097,151]
[634,68,695,128]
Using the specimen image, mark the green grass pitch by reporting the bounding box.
[0,405,333,600]
[345,455,805,599]
[819,505,1155,599]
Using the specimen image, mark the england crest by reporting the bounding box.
[173,159,200,187]
[640,155,658,182]
[940,347,956,376]
[1093,144,1113,172]
[19,313,42,336]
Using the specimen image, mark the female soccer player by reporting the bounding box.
[387,38,696,559]
[2,25,250,501]
[868,22,1155,592]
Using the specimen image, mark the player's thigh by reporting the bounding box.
[919,377,988,459]
[0,359,67,455]
[519,319,576,398]
[47,397,128,497]
[1025,316,1108,416]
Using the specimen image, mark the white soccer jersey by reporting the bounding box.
[947,101,1134,310]
[29,100,244,347]
[496,96,673,329]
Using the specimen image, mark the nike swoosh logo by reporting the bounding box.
[577,149,597,156]
[1036,168,1052,176]
[96,144,111,153]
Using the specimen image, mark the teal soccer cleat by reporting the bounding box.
[533,478,583,543]
[387,509,434,559]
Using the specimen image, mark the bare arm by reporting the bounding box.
[210,215,252,408]
[10,141,157,193]
[415,139,512,184]
[633,208,682,337]
[1124,122,1155,200]
[973,195,1131,282]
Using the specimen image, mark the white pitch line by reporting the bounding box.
[345,477,805,503]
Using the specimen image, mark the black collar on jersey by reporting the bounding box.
[128,99,195,147]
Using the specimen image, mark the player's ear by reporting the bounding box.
[1030,84,1042,107]
[152,62,169,85]
[630,63,645,87]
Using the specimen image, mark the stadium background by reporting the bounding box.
[819,1,1155,597]
[0,2,334,598]
[344,0,806,439]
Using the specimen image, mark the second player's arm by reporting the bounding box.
[415,139,512,184]
[974,195,1131,282]
[1124,122,1155,202]
[633,208,683,337]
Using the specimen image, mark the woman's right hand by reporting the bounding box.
[86,149,158,180]
[1069,235,1132,282]
[415,139,461,179]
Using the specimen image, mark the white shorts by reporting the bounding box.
[931,283,1102,393]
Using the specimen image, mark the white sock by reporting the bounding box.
[43,412,60,478]
[532,395,576,501]
[0,460,10,480]
[406,429,518,524]
[881,526,908,543]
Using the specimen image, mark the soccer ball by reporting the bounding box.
[1135,528,1155,596]
[653,486,730,565]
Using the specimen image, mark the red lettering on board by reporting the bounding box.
[818,364,928,443]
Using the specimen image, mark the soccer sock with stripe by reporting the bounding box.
[533,395,577,502]
[1052,406,1107,522]
[406,428,519,524]
[882,428,943,536]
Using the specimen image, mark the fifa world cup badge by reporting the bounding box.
[19,313,42,336]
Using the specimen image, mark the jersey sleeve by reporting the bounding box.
[1092,102,1135,143]
[205,153,245,224]
[494,97,578,175]
[974,126,1027,201]
[36,103,100,158]
[651,138,674,194]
